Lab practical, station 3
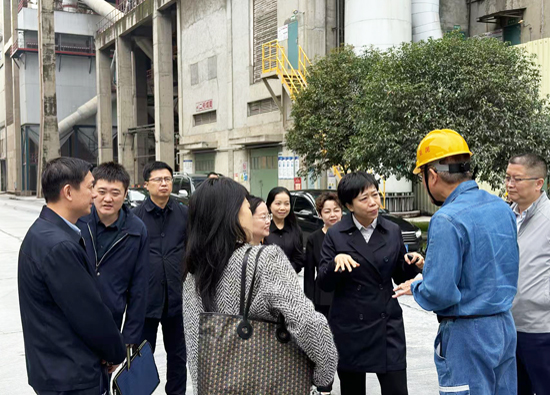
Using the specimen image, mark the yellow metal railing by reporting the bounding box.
[262,40,309,98]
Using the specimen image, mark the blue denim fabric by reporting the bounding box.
[411,181,519,317]
[434,312,517,394]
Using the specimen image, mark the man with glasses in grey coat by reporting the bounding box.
[506,153,550,395]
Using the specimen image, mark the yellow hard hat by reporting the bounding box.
[413,129,473,174]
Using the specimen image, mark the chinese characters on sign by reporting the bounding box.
[196,99,213,113]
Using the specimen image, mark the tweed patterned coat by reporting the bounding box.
[183,244,338,392]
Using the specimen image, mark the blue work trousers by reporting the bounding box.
[434,312,517,394]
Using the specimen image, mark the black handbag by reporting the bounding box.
[112,340,160,395]
[197,246,314,394]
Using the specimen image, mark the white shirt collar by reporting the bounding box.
[352,214,377,231]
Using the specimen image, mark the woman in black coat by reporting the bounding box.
[318,172,424,395]
[264,187,305,272]
[304,192,343,318]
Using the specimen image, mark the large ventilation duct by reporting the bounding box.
[58,94,116,135]
[412,0,443,42]
[80,0,122,18]
[344,0,412,52]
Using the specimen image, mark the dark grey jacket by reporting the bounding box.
[18,207,125,392]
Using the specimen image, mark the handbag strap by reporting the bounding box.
[239,247,253,316]
[237,246,266,339]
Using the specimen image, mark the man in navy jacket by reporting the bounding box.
[77,162,149,347]
[133,161,188,395]
[18,157,126,395]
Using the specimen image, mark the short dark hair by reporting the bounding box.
[315,192,342,214]
[92,162,130,191]
[337,171,379,208]
[143,161,173,181]
[248,195,265,215]
[41,157,92,203]
[434,154,472,184]
[207,172,221,178]
[509,153,548,179]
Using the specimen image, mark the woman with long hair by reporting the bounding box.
[264,186,304,272]
[304,192,343,318]
[183,178,337,394]
[247,195,271,245]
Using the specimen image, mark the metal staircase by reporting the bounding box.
[261,40,311,99]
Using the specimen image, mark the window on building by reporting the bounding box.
[208,56,217,80]
[193,111,217,126]
[190,62,199,86]
[195,152,216,174]
[252,0,277,83]
[248,97,280,117]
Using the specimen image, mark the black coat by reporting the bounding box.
[18,207,125,392]
[77,205,149,345]
[133,197,188,319]
[304,229,333,307]
[318,214,419,373]
[264,221,304,272]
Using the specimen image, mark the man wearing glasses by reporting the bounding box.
[133,161,189,395]
[506,154,550,395]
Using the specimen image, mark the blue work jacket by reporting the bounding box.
[77,205,149,345]
[133,197,188,318]
[411,180,519,317]
[18,207,125,392]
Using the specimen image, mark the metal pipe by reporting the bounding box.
[58,94,116,135]
[80,0,122,18]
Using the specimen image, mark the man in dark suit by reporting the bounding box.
[319,171,423,395]
[77,162,149,393]
[18,157,126,395]
[133,161,188,395]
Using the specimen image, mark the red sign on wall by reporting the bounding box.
[294,177,302,191]
[196,99,213,113]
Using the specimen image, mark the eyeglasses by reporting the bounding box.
[256,213,273,223]
[148,177,173,184]
[504,176,540,185]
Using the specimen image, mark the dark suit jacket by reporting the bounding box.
[304,229,333,307]
[18,207,125,392]
[318,214,420,373]
[133,197,188,318]
[77,205,149,344]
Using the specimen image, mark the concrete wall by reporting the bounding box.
[468,0,547,43]
[440,0,468,34]
[179,0,333,182]
[18,8,102,35]
[19,53,101,125]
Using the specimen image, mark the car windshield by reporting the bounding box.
[128,189,147,202]
[191,176,207,188]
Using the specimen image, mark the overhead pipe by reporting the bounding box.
[80,0,122,18]
[61,0,78,13]
[58,94,116,135]
[412,0,443,42]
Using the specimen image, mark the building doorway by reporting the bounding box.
[250,146,279,200]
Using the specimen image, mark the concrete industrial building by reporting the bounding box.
[0,0,475,200]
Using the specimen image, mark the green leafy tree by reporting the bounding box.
[348,32,550,188]
[288,33,550,189]
[286,46,381,174]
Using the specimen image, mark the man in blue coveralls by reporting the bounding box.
[394,129,519,394]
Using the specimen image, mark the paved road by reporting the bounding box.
[0,195,439,394]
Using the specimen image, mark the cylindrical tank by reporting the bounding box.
[62,0,78,12]
[412,0,443,42]
[344,0,412,52]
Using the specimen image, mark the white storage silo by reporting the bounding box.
[345,0,412,52]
